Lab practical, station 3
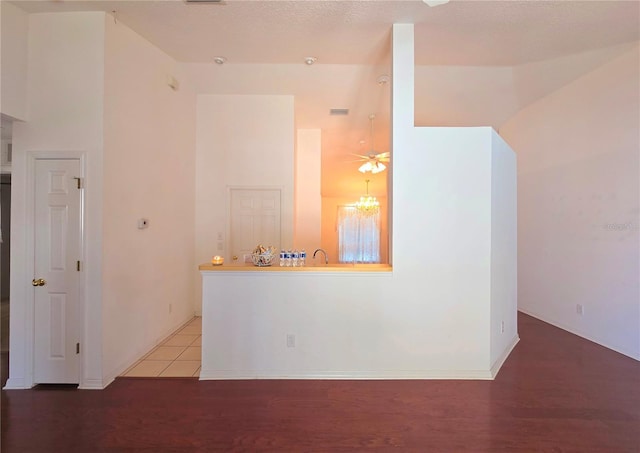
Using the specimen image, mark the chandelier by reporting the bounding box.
[355,179,380,215]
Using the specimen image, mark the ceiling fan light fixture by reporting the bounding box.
[359,161,374,173]
[359,161,386,174]
[304,56,317,65]
[357,113,388,175]
[371,162,386,174]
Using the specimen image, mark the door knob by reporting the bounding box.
[32,278,46,287]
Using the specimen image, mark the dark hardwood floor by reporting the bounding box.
[1,313,638,452]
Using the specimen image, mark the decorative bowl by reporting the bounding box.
[251,252,275,267]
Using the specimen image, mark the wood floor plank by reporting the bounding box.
[1,313,638,452]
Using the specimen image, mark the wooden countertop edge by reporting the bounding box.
[199,264,392,272]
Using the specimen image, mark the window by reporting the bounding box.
[337,206,380,263]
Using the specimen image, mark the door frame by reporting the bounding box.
[23,151,86,387]
[226,185,283,263]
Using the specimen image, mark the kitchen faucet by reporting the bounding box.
[313,248,328,265]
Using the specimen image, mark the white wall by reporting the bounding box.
[393,24,517,375]
[180,61,391,200]
[490,131,518,367]
[414,65,515,128]
[295,129,321,254]
[7,12,106,389]
[500,45,640,360]
[413,41,637,130]
[204,270,489,379]
[102,15,197,383]
[0,2,28,121]
[201,127,517,379]
[200,25,518,380]
[194,94,294,313]
[7,10,199,389]
[397,127,493,371]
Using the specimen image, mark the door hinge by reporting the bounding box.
[77,260,81,272]
[76,343,80,354]
[73,177,83,189]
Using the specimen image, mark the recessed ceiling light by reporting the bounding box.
[213,56,227,65]
[304,56,317,65]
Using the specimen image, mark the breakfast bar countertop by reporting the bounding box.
[199,263,392,272]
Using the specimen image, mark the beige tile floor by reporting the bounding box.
[122,317,202,378]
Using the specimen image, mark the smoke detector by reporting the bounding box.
[377,75,390,85]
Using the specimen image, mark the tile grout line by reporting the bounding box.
[155,360,174,378]
[121,317,202,378]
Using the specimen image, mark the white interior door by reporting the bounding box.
[230,189,281,263]
[33,158,81,384]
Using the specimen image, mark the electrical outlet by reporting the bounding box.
[576,304,584,316]
[286,334,295,348]
[501,321,505,333]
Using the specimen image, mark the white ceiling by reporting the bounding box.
[9,0,640,196]
[14,0,640,66]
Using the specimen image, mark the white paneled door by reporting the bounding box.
[33,158,81,384]
[230,189,281,263]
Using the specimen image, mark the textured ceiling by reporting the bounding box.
[9,0,640,197]
[13,0,640,66]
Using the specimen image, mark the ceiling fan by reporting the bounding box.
[350,114,390,175]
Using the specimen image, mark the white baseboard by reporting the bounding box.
[490,334,520,378]
[3,373,107,390]
[3,377,28,389]
[519,308,640,361]
[79,378,108,390]
[199,369,496,381]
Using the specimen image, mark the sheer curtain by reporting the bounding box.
[337,206,380,263]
